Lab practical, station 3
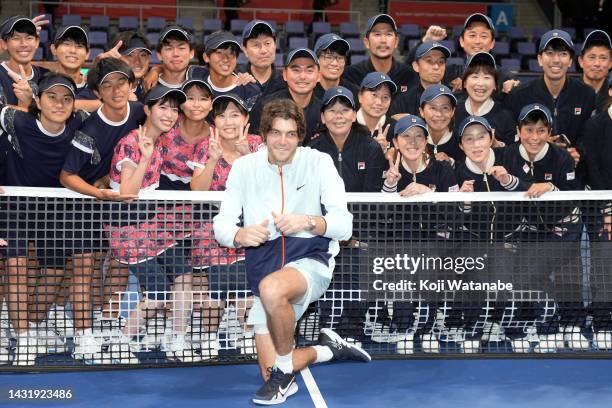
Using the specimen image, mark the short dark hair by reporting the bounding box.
[581,41,612,56]
[322,96,354,112]
[461,63,499,90]
[212,98,248,118]
[518,110,552,129]
[144,91,183,110]
[259,99,306,142]
[112,31,151,54]
[156,26,194,52]
[1,18,37,40]
[539,40,574,57]
[87,57,135,92]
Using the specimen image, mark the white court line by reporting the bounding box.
[300,367,328,408]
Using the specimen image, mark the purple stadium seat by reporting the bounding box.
[493,41,510,57]
[237,53,248,67]
[517,41,536,57]
[89,31,108,50]
[34,47,44,61]
[507,26,526,42]
[574,42,583,55]
[408,39,420,51]
[501,58,521,72]
[88,48,104,62]
[176,18,194,32]
[347,38,366,54]
[561,27,576,40]
[275,53,284,67]
[62,14,81,27]
[446,57,464,66]
[147,17,166,33]
[400,23,420,38]
[146,32,160,46]
[531,27,548,43]
[89,15,109,31]
[150,53,161,64]
[312,22,331,41]
[230,19,248,35]
[288,36,308,50]
[285,21,305,39]
[528,59,543,72]
[39,29,48,45]
[119,16,139,31]
[203,19,222,34]
[340,22,359,38]
[440,40,456,56]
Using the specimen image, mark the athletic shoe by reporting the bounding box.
[104,331,140,364]
[420,333,440,353]
[252,367,298,405]
[533,333,564,353]
[72,330,103,364]
[318,328,371,362]
[562,326,590,350]
[47,305,75,339]
[12,330,46,366]
[395,332,415,355]
[233,331,256,355]
[162,331,203,363]
[594,331,612,350]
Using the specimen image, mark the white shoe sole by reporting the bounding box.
[252,381,299,405]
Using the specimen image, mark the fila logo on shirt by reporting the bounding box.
[574,107,582,115]
[545,173,553,181]
[357,161,366,170]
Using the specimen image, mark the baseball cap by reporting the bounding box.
[360,71,398,94]
[322,86,355,109]
[205,30,241,53]
[181,78,213,96]
[415,41,451,60]
[54,25,89,46]
[539,29,573,52]
[518,103,553,124]
[121,36,152,56]
[285,48,319,66]
[581,29,612,54]
[458,115,493,139]
[314,33,350,56]
[159,25,192,44]
[394,114,428,138]
[242,20,275,43]
[365,14,397,36]
[144,85,187,105]
[0,16,36,38]
[212,93,250,112]
[465,51,497,69]
[420,84,457,106]
[38,73,77,97]
[463,13,495,35]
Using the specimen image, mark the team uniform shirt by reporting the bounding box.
[309,127,386,192]
[454,97,517,145]
[204,75,262,111]
[213,146,353,295]
[427,129,464,164]
[63,101,145,184]
[189,132,263,268]
[75,77,98,100]
[0,62,50,184]
[584,106,612,191]
[382,158,459,239]
[342,57,418,95]
[158,122,208,191]
[388,83,424,117]
[249,88,322,145]
[356,109,397,147]
[455,147,529,240]
[242,63,287,96]
[106,129,180,264]
[580,76,610,113]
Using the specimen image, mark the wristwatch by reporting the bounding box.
[306,215,316,231]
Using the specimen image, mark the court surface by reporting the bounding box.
[2,359,612,407]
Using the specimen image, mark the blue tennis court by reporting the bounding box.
[3,359,612,407]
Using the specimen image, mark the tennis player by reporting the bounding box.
[214,98,371,405]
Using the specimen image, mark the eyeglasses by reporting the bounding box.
[320,53,346,64]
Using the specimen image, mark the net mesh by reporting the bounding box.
[1,187,612,368]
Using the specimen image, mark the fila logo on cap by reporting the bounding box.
[439,87,444,91]
[411,118,417,122]
[553,32,559,36]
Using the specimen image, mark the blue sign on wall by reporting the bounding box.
[490,4,514,33]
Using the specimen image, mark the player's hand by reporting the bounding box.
[502,79,520,93]
[460,179,475,192]
[137,126,154,160]
[6,65,33,107]
[143,65,162,92]
[271,211,309,235]
[96,189,138,202]
[129,92,139,101]
[399,182,432,197]
[95,40,123,62]
[549,135,569,149]
[235,219,270,247]
[525,182,553,198]
[93,175,110,189]
[450,77,463,92]
[236,72,257,85]
[567,147,580,165]
[235,123,251,156]
[208,126,223,161]
[385,154,402,185]
[422,25,447,42]
[31,14,50,36]
[434,152,452,164]
[374,123,390,153]
[488,166,511,185]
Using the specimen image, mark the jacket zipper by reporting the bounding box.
[278,165,285,268]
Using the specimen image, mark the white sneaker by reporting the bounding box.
[72,329,103,364]
[562,326,590,350]
[396,333,414,355]
[47,305,75,339]
[30,325,65,354]
[141,315,166,351]
[233,331,255,355]
[534,333,564,353]
[13,331,45,366]
[594,331,612,350]
[104,331,140,364]
[461,339,481,354]
[421,333,440,353]
[481,323,508,343]
[511,326,539,353]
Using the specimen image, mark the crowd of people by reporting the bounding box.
[0,10,611,404]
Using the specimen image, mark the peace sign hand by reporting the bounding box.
[385,153,402,185]
[94,40,124,63]
[7,65,33,107]
[208,126,223,161]
[375,123,390,153]
[136,125,154,160]
[235,123,251,156]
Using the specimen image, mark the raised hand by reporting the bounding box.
[31,14,50,36]
[7,65,33,107]
[422,25,447,42]
[208,126,223,161]
[236,72,257,85]
[385,153,402,185]
[374,123,390,153]
[235,219,270,247]
[136,125,154,160]
[95,40,124,62]
[459,179,475,192]
[235,123,251,156]
[271,211,309,235]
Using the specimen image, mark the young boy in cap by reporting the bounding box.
[313,33,359,101]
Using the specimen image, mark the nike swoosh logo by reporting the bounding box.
[278,381,293,396]
[296,184,306,191]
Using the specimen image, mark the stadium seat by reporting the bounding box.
[340,22,360,38]
[39,29,49,45]
[237,53,248,68]
[176,18,195,33]
[33,47,44,61]
[203,19,222,34]
[347,38,366,54]
[312,21,331,41]
[89,31,108,50]
[528,58,543,72]
[531,26,548,43]
[150,53,161,64]
[506,26,527,46]
[147,17,167,33]
[62,14,82,27]
[274,53,284,68]
[561,27,576,40]
[230,19,248,35]
[119,16,139,31]
[89,15,109,31]
[146,32,160,46]
[288,36,308,50]
[285,21,305,40]
[517,41,536,57]
[88,48,104,62]
[493,41,511,57]
[440,40,457,56]
[407,38,420,52]
[351,54,368,65]
[400,23,420,39]
[500,58,521,72]
[573,42,583,55]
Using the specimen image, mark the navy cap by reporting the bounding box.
[415,41,451,60]
[121,36,152,56]
[54,25,89,46]
[465,51,496,69]
[205,31,241,53]
[581,29,612,53]
[518,103,553,124]
[463,13,495,35]
[314,33,350,56]
[159,25,192,44]
[539,29,573,52]
[365,14,397,36]
[38,73,77,97]
[242,20,275,43]
[322,86,355,109]
[93,62,133,86]
[285,48,319,66]
[0,16,36,38]
[181,78,213,96]
[212,93,250,112]
[420,84,457,106]
[144,85,186,105]
[360,71,398,94]
[394,114,428,138]
[458,116,493,139]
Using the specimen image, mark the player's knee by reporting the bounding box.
[258,276,286,306]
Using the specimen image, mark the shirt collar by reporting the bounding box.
[519,142,549,162]
[465,97,495,116]
[427,128,453,146]
[356,109,386,134]
[465,148,495,174]
[401,157,428,174]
